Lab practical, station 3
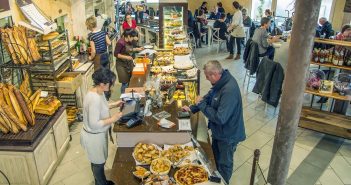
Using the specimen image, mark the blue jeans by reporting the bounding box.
[259,46,275,60]
[91,163,107,185]
[121,83,129,94]
[212,139,238,184]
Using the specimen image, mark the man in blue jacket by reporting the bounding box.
[183,60,246,183]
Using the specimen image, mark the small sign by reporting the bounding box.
[0,0,10,13]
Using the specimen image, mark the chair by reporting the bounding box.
[196,22,208,47]
[187,31,197,50]
[211,28,226,53]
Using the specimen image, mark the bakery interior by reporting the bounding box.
[0,0,350,185]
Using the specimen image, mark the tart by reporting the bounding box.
[174,165,209,185]
[133,143,161,165]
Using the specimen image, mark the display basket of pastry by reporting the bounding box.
[172,47,190,55]
[132,166,151,179]
[174,164,209,185]
[161,144,195,165]
[143,174,175,185]
[150,157,172,175]
[133,143,161,165]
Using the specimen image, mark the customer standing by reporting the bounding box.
[114,29,143,94]
[81,68,124,185]
[86,16,111,70]
[226,1,246,60]
[121,13,141,35]
[182,60,246,184]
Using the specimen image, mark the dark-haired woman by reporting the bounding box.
[114,29,143,94]
[121,13,141,34]
[80,68,123,185]
[200,1,208,14]
[226,1,245,60]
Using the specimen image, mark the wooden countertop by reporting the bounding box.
[0,106,66,152]
[110,113,216,185]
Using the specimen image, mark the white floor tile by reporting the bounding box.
[338,142,351,165]
[289,145,311,170]
[48,161,80,185]
[330,155,351,184]
[61,166,94,185]
[295,130,324,151]
[241,131,273,150]
[230,162,252,185]
[233,145,253,171]
[318,168,344,185]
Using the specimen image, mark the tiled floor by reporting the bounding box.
[48,46,351,185]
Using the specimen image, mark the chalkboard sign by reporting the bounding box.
[344,0,351,13]
[0,0,10,13]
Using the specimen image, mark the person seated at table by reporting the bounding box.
[121,13,141,35]
[199,1,208,14]
[213,13,228,41]
[264,9,275,33]
[196,9,209,47]
[317,17,334,39]
[209,2,225,19]
[252,17,280,60]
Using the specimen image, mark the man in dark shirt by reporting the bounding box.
[213,13,227,40]
[317,17,333,38]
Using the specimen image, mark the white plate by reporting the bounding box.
[144,45,153,49]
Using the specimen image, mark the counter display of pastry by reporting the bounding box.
[112,46,224,184]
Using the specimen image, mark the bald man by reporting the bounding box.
[183,60,246,183]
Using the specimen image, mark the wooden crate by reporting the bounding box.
[56,72,82,94]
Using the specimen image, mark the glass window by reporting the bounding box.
[251,0,273,21]
[275,0,295,27]
[319,0,333,20]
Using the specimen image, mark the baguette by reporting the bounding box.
[21,91,35,125]
[30,89,41,110]
[14,88,34,126]
[0,114,10,131]
[0,105,27,131]
[7,85,28,126]
[1,85,16,114]
[0,120,9,134]
[0,88,5,104]
[0,29,19,64]
[0,111,19,134]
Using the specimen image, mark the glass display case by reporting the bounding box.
[159,3,187,48]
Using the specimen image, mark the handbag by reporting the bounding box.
[231,26,246,38]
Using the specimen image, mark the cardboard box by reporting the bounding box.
[57,72,83,94]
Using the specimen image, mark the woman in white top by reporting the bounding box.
[226,1,246,60]
[80,68,123,185]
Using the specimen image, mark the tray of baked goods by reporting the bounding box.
[131,142,214,185]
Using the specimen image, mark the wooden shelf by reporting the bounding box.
[314,38,351,47]
[299,107,351,139]
[305,88,351,101]
[310,61,351,71]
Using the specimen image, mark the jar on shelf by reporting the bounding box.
[333,52,339,65]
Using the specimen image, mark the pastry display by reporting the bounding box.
[161,145,194,164]
[173,90,186,100]
[42,32,59,41]
[66,106,78,124]
[133,166,151,179]
[150,158,171,175]
[143,175,175,185]
[174,165,209,185]
[160,75,177,84]
[35,96,62,116]
[173,47,190,55]
[133,143,161,165]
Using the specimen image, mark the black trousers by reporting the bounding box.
[212,139,238,184]
[91,163,107,185]
[228,36,243,55]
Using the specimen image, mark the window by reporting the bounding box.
[319,0,333,20]
[251,0,273,21]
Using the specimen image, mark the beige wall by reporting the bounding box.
[332,0,346,32]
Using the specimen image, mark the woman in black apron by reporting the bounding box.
[114,29,143,94]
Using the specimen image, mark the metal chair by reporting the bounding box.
[196,22,208,47]
[211,28,227,53]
